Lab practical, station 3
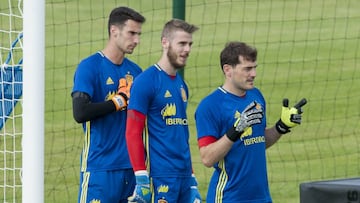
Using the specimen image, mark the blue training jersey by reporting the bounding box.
[195,87,272,203]
[72,51,142,172]
[128,64,192,177]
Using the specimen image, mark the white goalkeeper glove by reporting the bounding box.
[128,170,151,203]
[226,101,263,142]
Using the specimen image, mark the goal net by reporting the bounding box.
[0,1,23,202]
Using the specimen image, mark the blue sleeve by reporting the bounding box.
[128,70,155,115]
[72,58,97,98]
[195,96,222,139]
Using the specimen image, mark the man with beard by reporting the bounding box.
[125,19,202,203]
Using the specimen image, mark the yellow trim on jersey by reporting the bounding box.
[215,159,228,203]
[79,171,90,203]
[150,176,155,203]
[81,121,91,172]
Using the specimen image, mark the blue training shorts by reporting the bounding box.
[78,169,135,203]
[152,176,193,202]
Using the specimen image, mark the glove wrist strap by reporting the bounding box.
[111,95,127,111]
[119,92,129,101]
[134,170,148,175]
[226,127,242,142]
[134,170,149,185]
[275,120,290,134]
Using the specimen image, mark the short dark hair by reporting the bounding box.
[161,19,199,40]
[220,41,257,69]
[108,6,146,36]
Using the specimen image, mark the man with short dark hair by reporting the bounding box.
[71,6,145,203]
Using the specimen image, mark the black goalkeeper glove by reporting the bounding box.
[226,101,263,142]
[275,98,307,134]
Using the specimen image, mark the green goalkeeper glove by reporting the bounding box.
[226,101,263,142]
[275,98,307,134]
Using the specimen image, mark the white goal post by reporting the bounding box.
[0,0,45,202]
[22,0,45,203]
[0,0,45,203]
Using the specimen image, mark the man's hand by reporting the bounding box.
[275,98,307,134]
[112,78,132,111]
[190,174,202,203]
[118,78,132,100]
[226,101,263,142]
[128,170,151,203]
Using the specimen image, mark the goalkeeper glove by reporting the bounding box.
[190,174,202,203]
[111,78,132,111]
[128,170,151,203]
[226,101,263,142]
[275,98,307,134]
[118,78,132,100]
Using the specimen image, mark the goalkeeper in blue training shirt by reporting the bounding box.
[125,19,202,203]
[195,41,307,203]
[71,6,145,203]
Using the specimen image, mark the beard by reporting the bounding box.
[167,45,186,69]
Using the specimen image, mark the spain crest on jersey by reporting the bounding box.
[180,87,187,102]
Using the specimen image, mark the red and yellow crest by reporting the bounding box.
[180,87,187,102]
